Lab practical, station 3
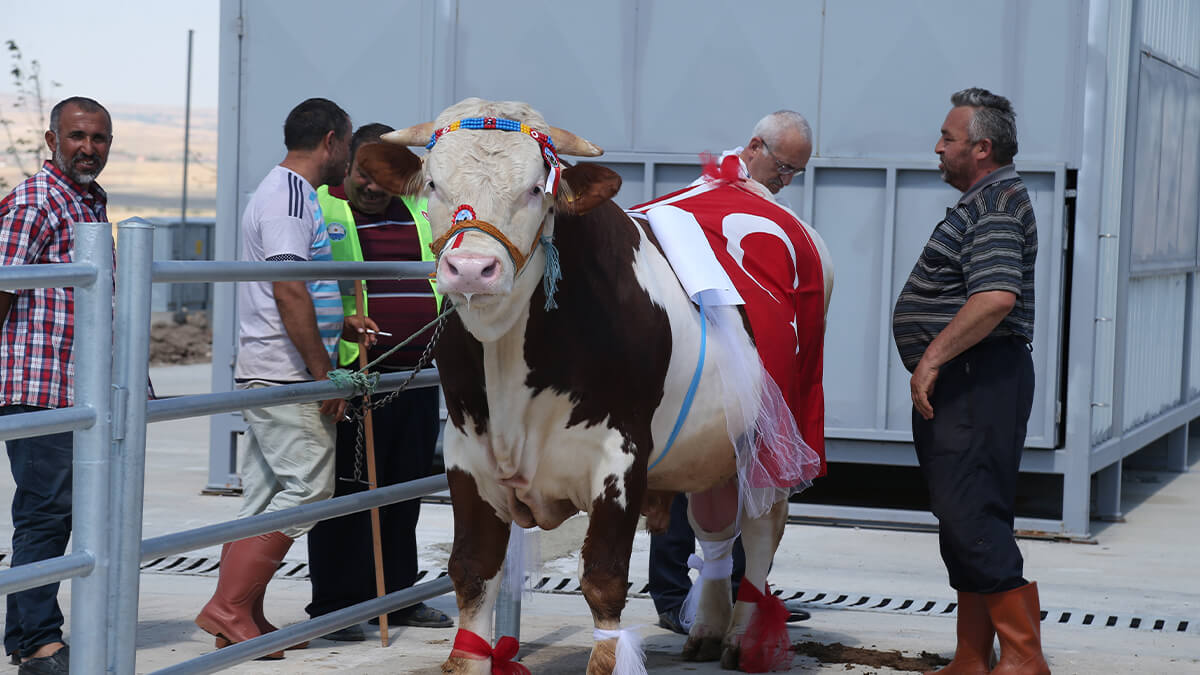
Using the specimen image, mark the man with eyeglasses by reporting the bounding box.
[736,111,812,195]
[647,109,819,636]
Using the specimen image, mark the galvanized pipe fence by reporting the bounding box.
[0,219,524,673]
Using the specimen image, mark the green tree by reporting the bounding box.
[0,40,59,192]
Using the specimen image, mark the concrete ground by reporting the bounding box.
[2,363,1198,673]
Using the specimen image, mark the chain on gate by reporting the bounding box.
[328,303,455,486]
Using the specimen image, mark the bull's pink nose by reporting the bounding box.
[439,253,503,294]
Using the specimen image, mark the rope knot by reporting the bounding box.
[327,368,379,397]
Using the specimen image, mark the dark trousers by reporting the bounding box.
[2,405,73,656]
[306,387,440,618]
[912,337,1035,594]
[648,493,746,616]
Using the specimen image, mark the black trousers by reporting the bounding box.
[306,387,440,617]
[647,493,746,615]
[912,336,1034,594]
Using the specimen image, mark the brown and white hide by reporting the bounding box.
[361,97,832,675]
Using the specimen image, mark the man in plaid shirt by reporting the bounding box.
[0,96,112,675]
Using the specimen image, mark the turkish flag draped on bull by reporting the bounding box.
[631,154,827,481]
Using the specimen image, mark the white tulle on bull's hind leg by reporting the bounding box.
[681,479,740,663]
[721,497,790,672]
[441,469,515,675]
[579,476,646,675]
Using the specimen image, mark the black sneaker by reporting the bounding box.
[18,645,69,674]
[657,610,688,635]
[321,624,366,642]
[371,603,454,628]
[784,600,811,622]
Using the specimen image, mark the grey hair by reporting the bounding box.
[752,110,812,146]
[950,87,1018,164]
[49,96,111,136]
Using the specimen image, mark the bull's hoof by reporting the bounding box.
[719,643,741,670]
[441,656,486,674]
[681,634,723,662]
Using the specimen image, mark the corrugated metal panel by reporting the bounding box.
[1141,0,1200,72]
[1091,236,1120,444]
[1123,274,1188,430]
[1190,275,1200,399]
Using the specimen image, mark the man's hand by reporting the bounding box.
[316,382,348,420]
[342,315,380,346]
[908,290,1017,421]
[273,280,349,420]
[911,358,939,420]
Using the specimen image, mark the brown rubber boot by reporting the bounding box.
[209,541,306,651]
[924,591,994,674]
[253,588,309,650]
[195,531,293,659]
[212,585,310,651]
[985,581,1051,674]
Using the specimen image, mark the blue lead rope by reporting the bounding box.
[648,296,707,471]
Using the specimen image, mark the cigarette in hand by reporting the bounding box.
[364,329,393,337]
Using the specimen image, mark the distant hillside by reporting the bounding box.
[0,94,218,222]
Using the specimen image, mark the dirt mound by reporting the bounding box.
[150,313,213,365]
[794,640,950,672]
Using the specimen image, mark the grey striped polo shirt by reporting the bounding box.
[892,165,1037,372]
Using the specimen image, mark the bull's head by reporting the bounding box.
[358,98,620,342]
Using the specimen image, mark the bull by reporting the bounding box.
[358,98,832,674]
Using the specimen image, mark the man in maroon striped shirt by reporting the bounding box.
[306,124,451,639]
[0,96,113,674]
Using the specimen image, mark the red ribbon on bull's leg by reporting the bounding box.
[451,629,531,675]
[735,580,794,672]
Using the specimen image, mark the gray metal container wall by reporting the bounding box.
[148,218,215,313]
[213,0,1200,535]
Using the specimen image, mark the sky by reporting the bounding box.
[2,1,220,109]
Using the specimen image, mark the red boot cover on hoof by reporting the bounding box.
[452,629,531,675]
[736,581,794,672]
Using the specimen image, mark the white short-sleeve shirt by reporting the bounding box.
[235,166,343,382]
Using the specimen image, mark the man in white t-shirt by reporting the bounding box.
[196,97,372,657]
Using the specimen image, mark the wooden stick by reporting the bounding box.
[354,280,390,647]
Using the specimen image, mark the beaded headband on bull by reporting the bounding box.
[425,117,563,310]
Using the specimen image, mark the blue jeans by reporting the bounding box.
[648,493,746,616]
[2,405,73,656]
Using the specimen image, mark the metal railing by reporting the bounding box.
[0,220,480,673]
[0,223,111,671]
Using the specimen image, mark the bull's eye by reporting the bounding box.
[426,180,436,193]
[530,185,543,197]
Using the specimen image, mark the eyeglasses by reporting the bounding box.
[760,140,806,177]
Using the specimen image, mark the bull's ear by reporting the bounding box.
[557,163,621,215]
[357,143,423,196]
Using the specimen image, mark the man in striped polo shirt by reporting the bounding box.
[197,98,360,657]
[893,88,1049,674]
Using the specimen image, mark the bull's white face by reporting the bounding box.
[422,107,556,342]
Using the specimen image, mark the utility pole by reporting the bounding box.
[176,28,195,322]
[181,28,194,229]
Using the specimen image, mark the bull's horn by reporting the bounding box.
[548,126,603,157]
[382,123,435,147]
